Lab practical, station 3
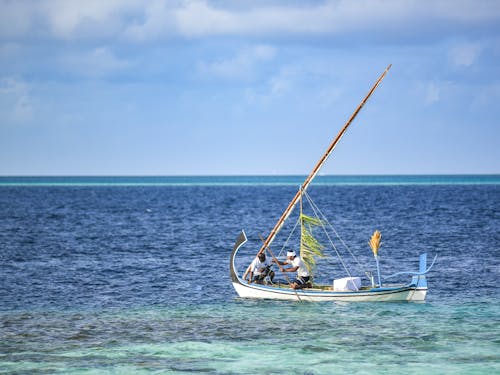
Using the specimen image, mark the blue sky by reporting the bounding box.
[1,0,499,175]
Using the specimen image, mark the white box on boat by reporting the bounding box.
[333,277,361,292]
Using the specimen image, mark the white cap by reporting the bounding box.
[286,250,296,257]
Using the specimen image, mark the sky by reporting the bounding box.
[1,0,499,176]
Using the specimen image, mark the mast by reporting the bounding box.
[256,64,392,257]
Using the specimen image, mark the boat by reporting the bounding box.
[229,65,436,302]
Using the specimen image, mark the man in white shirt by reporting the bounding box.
[274,250,311,289]
[248,252,275,284]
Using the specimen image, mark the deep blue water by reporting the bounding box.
[1,177,499,373]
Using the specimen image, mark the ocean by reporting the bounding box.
[1,176,499,374]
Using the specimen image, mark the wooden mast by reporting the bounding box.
[256,64,392,258]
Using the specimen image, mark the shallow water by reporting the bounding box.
[1,178,499,374]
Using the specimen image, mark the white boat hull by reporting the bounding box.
[232,281,427,302]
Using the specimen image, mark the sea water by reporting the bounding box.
[0,176,499,374]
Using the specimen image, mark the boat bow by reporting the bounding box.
[230,230,247,284]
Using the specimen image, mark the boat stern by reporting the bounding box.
[407,253,429,301]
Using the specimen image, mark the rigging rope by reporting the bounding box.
[302,189,370,276]
[302,191,353,278]
[278,216,300,258]
[269,187,373,281]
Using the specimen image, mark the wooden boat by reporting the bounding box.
[229,65,436,302]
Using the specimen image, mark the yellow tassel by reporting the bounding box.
[368,230,381,256]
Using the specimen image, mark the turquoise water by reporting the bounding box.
[1,174,499,186]
[2,302,499,374]
[1,177,499,374]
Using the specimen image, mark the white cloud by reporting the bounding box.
[60,47,133,77]
[449,42,482,67]
[241,65,302,106]
[160,0,500,38]
[425,81,441,104]
[125,0,409,38]
[416,80,459,106]
[0,78,34,122]
[41,0,141,39]
[1,0,500,41]
[122,0,175,41]
[432,0,500,22]
[269,66,297,96]
[198,44,276,79]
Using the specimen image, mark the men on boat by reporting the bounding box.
[248,252,275,284]
[274,250,311,289]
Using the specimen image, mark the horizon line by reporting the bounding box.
[1,173,499,178]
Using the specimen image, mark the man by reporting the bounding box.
[248,252,275,284]
[274,250,311,289]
